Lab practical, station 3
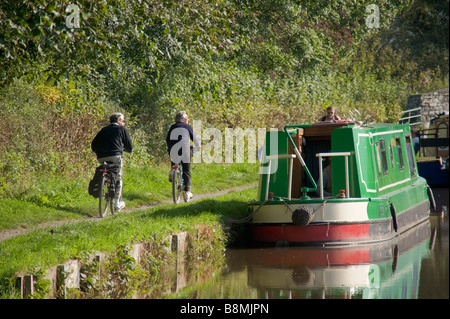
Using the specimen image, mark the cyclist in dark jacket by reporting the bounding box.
[91,112,133,210]
[166,110,200,200]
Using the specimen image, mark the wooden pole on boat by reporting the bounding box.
[265,159,271,201]
[345,155,349,198]
[284,125,317,196]
[317,152,351,198]
[318,155,324,199]
[265,154,296,200]
[288,156,293,200]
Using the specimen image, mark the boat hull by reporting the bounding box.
[249,200,430,246]
[417,158,449,187]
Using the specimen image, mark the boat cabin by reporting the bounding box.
[258,122,419,201]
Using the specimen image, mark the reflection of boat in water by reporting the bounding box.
[247,122,434,246]
[228,219,433,299]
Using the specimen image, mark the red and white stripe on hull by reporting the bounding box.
[249,200,381,245]
[251,201,371,224]
[251,222,381,245]
[249,200,430,245]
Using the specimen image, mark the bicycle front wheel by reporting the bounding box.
[172,169,182,203]
[99,175,109,217]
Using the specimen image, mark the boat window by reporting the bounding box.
[389,143,395,168]
[437,121,448,139]
[437,121,449,154]
[395,138,404,170]
[405,135,417,177]
[379,139,389,175]
[375,142,382,176]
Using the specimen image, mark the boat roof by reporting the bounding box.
[286,122,410,133]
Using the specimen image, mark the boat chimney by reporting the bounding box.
[339,189,346,198]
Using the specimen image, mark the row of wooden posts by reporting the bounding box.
[18,231,188,299]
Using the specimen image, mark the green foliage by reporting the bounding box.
[0,0,447,298]
[0,78,109,196]
[0,0,448,199]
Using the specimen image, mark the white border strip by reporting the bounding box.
[357,129,410,193]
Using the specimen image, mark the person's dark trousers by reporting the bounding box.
[171,161,191,192]
[170,146,193,192]
[181,161,191,191]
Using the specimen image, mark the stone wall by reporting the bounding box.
[405,88,449,127]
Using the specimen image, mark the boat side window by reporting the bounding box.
[375,142,382,176]
[405,135,417,177]
[437,121,448,140]
[379,138,388,175]
[395,137,404,170]
[389,143,395,168]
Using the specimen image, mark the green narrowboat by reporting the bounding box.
[248,121,434,246]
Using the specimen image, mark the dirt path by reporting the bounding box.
[0,184,257,242]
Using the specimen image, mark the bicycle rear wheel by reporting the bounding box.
[99,175,109,217]
[172,169,182,203]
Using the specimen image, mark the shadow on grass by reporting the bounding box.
[133,197,252,247]
[122,191,169,204]
[137,197,251,224]
[22,199,94,219]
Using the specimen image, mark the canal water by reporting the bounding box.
[174,188,449,299]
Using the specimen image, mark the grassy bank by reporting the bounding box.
[0,162,258,231]
[0,162,258,298]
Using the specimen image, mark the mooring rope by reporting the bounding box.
[227,198,273,224]
[228,193,342,224]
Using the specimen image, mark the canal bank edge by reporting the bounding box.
[1,185,258,299]
[13,225,226,299]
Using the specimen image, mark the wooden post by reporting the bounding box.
[172,232,188,291]
[21,275,34,299]
[56,259,80,298]
[130,243,143,265]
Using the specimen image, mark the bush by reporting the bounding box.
[0,0,448,197]
[0,78,127,196]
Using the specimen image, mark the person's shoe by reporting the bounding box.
[168,170,174,182]
[115,201,125,211]
[185,191,193,200]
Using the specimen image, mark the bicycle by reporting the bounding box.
[99,162,122,217]
[171,163,190,203]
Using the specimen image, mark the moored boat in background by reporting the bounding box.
[416,113,449,187]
